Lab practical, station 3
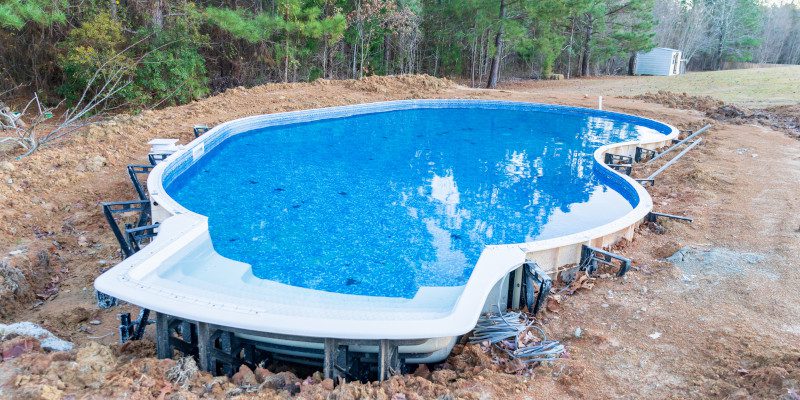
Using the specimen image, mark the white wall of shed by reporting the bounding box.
[635,48,681,76]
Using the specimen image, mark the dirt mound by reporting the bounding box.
[342,74,454,93]
[630,90,800,138]
[631,91,725,113]
[0,248,59,318]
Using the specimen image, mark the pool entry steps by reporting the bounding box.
[95,100,708,381]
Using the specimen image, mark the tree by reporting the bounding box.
[486,0,506,88]
[707,0,762,69]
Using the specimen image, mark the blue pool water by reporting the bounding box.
[166,105,664,298]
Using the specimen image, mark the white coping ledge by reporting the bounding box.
[95,100,678,340]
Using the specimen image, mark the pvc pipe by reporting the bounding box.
[646,124,711,165]
[646,138,703,181]
[598,96,603,110]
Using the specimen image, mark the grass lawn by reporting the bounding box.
[525,66,800,108]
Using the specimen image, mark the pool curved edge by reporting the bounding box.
[94,99,678,340]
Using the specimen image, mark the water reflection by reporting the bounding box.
[166,107,663,298]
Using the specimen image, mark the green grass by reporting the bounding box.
[548,66,800,108]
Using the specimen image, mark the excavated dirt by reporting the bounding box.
[1,75,799,399]
[629,91,800,138]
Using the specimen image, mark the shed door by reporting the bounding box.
[671,52,680,75]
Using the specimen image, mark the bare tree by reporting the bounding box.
[754,3,800,64]
[0,49,136,157]
[653,0,712,66]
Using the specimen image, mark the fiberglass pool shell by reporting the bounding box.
[95,100,678,340]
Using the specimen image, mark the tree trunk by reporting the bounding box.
[110,0,118,19]
[486,0,506,89]
[323,41,328,78]
[627,52,636,75]
[715,24,727,70]
[284,35,290,83]
[151,0,163,30]
[383,33,391,75]
[566,17,575,79]
[352,41,358,79]
[580,14,593,77]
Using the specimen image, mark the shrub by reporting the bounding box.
[134,23,210,106]
[57,12,137,106]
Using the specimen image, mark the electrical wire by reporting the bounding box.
[469,293,566,363]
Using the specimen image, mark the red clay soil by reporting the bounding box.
[1,75,799,399]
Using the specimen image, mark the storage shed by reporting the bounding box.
[634,48,683,76]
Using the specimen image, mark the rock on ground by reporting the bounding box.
[0,322,73,352]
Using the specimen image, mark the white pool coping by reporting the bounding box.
[95,100,678,340]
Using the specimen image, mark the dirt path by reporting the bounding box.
[1,75,799,399]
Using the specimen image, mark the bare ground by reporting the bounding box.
[1,74,799,399]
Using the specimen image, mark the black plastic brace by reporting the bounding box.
[193,125,210,138]
[119,308,153,343]
[635,147,658,162]
[604,153,633,165]
[646,211,693,223]
[126,223,160,253]
[608,163,633,176]
[580,245,632,277]
[96,291,118,309]
[148,153,170,165]
[324,339,361,381]
[522,262,552,315]
[127,164,154,201]
[101,200,152,259]
[604,153,634,175]
[635,178,655,187]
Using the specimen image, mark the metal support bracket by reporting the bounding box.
[153,314,418,382]
[522,262,552,315]
[646,211,693,223]
[119,308,153,343]
[580,245,632,277]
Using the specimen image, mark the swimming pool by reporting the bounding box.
[95,100,676,362]
[166,106,657,298]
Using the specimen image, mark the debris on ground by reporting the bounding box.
[165,356,199,389]
[0,322,73,352]
[629,91,800,138]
